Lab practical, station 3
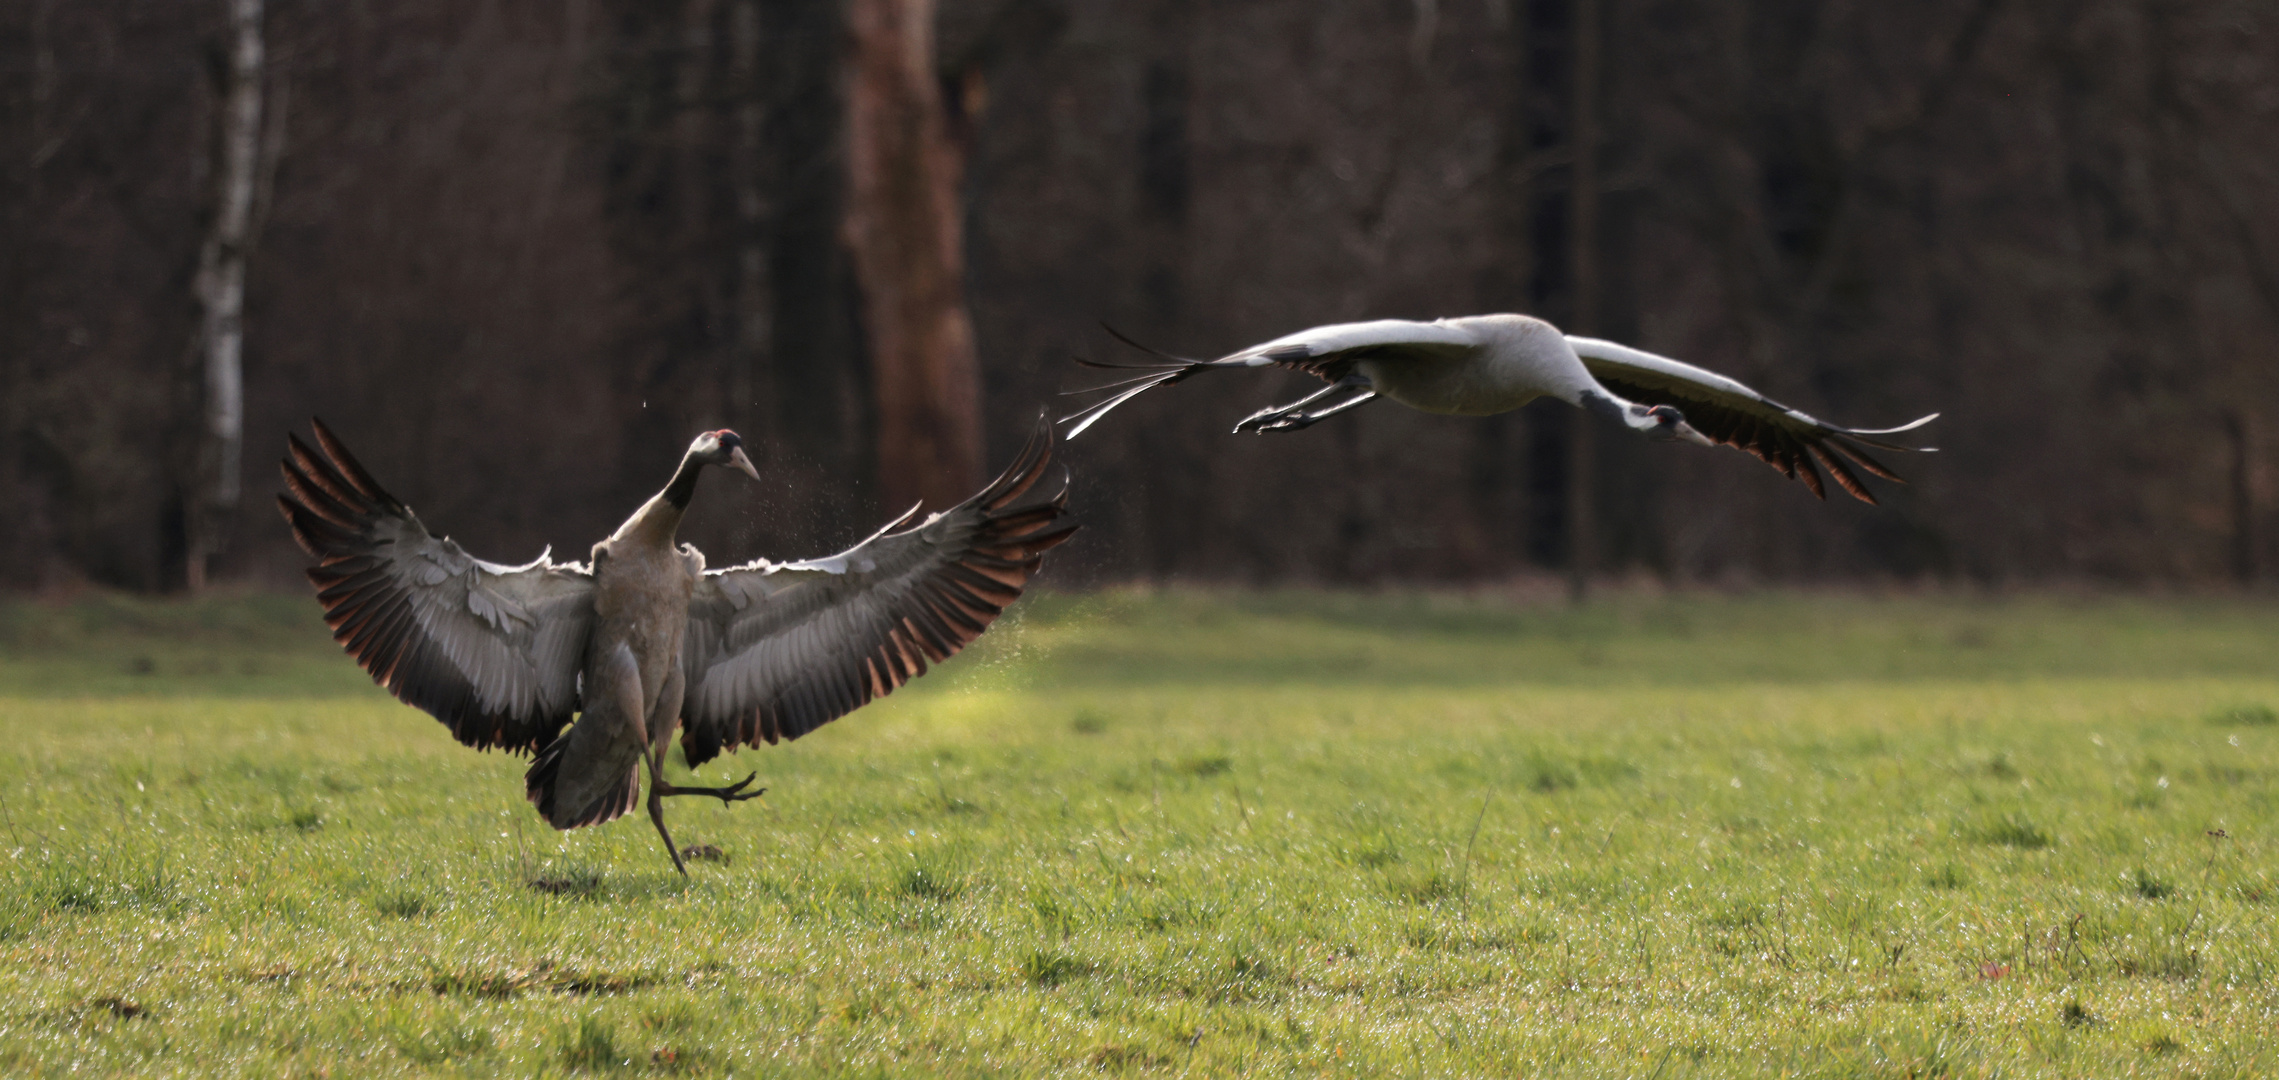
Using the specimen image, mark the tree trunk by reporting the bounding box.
[2226,410,2256,585]
[843,0,982,512]
[727,0,770,423]
[187,0,264,592]
[1564,0,1600,602]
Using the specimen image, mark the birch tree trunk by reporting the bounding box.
[187,0,264,592]
[843,0,983,512]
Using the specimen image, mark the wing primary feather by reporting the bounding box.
[279,458,365,527]
[979,505,1066,534]
[335,589,407,652]
[358,604,417,681]
[1063,368,1192,395]
[285,434,368,509]
[906,614,957,662]
[1826,437,1906,483]
[939,562,1020,602]
[1074,354,1191,372]
[1100,322,1210,365]
[928,588,985,642]
[914,582,989,634]
[279,498,358,555]
[309,418,404,508]
[958,551,1032,571]
[1806,441,1876,504]
[980,417,1054,509]
[1793,443,1828,500]
[991,519,1079,555]
[878,637,914,684]
[895,631,930,679]
[862,655,890,698]
[1060,371,1187,438]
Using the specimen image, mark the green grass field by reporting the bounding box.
[1,589,2275,1077]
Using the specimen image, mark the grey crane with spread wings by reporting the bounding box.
[278,417,1075,874]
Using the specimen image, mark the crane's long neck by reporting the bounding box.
[1575,386,1632,423]
[613,452,704,547]
[1502,324,1654,433]
[1471,315,1616,413]
[661,452,706,513]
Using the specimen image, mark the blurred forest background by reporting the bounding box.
[2,0,2275,593]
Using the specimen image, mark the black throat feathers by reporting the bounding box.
[662,454,705,509]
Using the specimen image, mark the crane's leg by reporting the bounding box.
[644,765,691,876]
[1243,389,1380,433]
[634,663,692,876]
[1233,378,1364,433]
[644,664,765,806]
[1234,377,1380,433]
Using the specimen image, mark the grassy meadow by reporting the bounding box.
[0,588,2275,1077]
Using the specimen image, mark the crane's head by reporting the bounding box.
[691,429,763,480]
[1626,403,1716,447]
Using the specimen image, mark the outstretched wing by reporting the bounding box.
[1568,336,1939,504]
[1063,319,1479,436]
[678,417,1078,766]
[277,419,595,754]
[1217,318,1482,378]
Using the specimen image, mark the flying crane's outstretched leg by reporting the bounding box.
[1233,376,1381,433]
[1238,388,1380,433]
[1233,376,1367,433]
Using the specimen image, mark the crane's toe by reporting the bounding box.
[651,771,766,804]
[1234,408,1305,433]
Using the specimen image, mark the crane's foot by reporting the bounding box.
[655,771,766,805]
[1234,405,1319,433]
[647,788,690,877]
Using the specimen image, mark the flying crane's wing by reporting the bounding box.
[1061,319,1481,437]
[278,419,596,754]
[1214,318,1483,378]
[1568,336,1939,504]
[677,417,1077,766]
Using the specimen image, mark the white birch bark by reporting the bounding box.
[188,0,264,590]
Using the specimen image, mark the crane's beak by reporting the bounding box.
[728,445,761,481]
[1671,421,1716,447]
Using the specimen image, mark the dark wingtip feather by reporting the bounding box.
[1793,447,1828,500]
[1827,437,1907,483]
[308,418,403,509]
[1073,354,1190,373]
[1807,441,1878,505]
[1100,322,1207,365]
